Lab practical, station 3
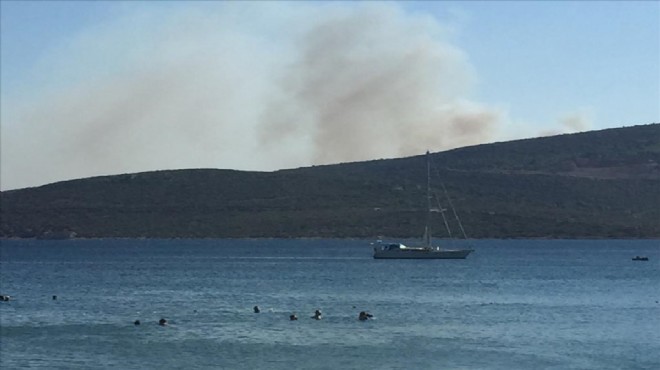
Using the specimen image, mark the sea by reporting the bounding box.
[1,239,659,369]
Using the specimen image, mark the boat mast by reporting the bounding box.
[424,151,432,248]
[430,159,469,240]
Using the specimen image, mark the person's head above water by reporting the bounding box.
[358,311,373,321]
[159,318,168,326]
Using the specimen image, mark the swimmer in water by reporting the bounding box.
[290,313,298,321]
[134,320,141,326]
[311,309,322,320]
[253,305,260,313]
[358,311,373,321]
[159,318,168,326]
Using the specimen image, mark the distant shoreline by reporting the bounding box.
[3,124,659,240]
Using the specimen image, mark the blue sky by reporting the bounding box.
[1,1,658,190]
[407,1,659,130]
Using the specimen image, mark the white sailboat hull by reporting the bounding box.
[373,248,473,259]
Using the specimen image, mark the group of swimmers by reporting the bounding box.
[254,306,373,321]
[1,296,373,324]
[132,308,371,327]
[133,318,167,326]
[1,295,58,301]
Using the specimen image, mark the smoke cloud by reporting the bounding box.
[560,110,593,132]
[1,2,501,190]
[538,109,594,137]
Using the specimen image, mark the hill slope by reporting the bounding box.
[2,123,659,239]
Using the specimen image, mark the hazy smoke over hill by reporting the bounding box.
[1,2,501,190]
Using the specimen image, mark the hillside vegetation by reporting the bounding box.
[2,123,659,239]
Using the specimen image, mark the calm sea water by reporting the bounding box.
[1,239,659,369]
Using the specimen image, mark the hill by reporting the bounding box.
[2,123,659,239]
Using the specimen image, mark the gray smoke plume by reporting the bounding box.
[259,4,498,164]
[538,110,594,137]
[1,2,500,190]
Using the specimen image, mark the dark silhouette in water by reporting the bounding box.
[253,305,260,313]
[52,295,57,300]
[159,318,168,326]
[290,313,298,321]
[358,311,373,321]
[134,320,141,326]
[1,295,10,301]
[311,309,322,320]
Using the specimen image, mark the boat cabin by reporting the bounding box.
[379,243,406,251]
[376,243,430,251]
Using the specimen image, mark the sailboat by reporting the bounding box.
[373,151,474,259]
